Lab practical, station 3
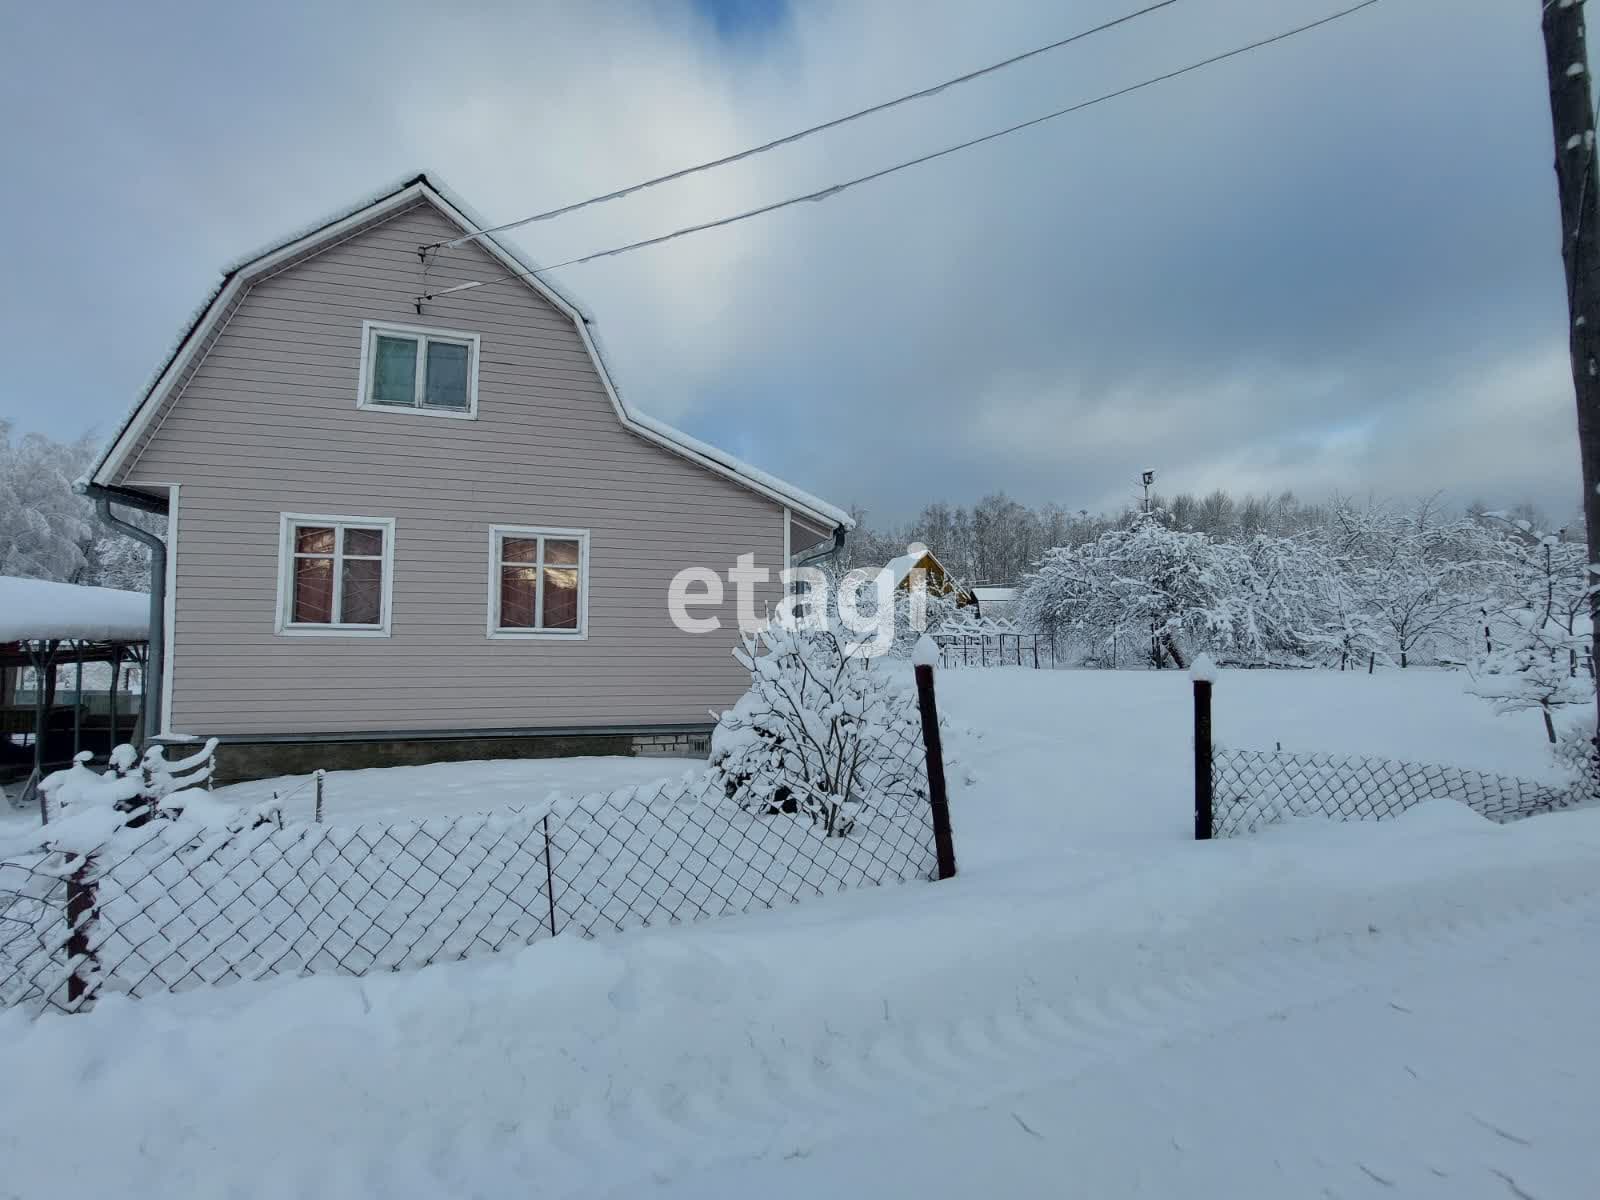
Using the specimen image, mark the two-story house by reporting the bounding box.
[84,174,849,782]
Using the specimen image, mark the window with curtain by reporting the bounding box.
[279,516,394,635]
[490,527,588,637]
[360,322,479,417]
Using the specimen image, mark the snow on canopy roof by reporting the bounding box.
[0,577,149,643]
[972,587,1017,603]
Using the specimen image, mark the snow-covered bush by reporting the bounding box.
[709,623,928,836]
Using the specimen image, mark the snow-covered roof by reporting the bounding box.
[0,577,149,643]
[88,172,852,532]
[874,544,974,598]
[972,587,1017,603]
[876,551,928,592]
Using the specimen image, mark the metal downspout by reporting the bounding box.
[94,496,165,744]
[793,525,847,570]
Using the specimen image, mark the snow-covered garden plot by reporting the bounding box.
[932,665,1586,861]
[208,754,706,825]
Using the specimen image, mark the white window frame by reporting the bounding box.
[275,513,396,638]
[356,320,480,419]
[487,525,590,640]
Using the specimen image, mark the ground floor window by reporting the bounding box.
[489,525,589,638]
[277,514,394,636]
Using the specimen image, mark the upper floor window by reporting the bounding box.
[276,513,395,637]
[358,321,479,419]
[488,526,589,639]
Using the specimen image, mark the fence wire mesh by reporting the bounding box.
[1211,747,1581,838]
[0,740,938,1014]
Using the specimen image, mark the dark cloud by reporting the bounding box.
[1,0,1583,522]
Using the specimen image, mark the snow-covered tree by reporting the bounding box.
[709,623,927,836]
[0,422,98,581]
[1233,534,1349,665]
[1469,524,1594,744]
[1336,497,1501,667]
[848,488,1568,673]
[0,422,161,590]
[1469,611,1590,742]
[1020,516,1250,668]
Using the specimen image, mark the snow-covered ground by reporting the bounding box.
[207,754,706,826]
[3,666,1597,1197]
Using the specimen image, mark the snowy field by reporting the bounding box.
[209,754,707,825]
[3,666,1598,1197]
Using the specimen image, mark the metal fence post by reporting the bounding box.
[1192,658,1215,841]
[66,852,98,1008]
[912,641,957,879]
[542,814,559,936]
[313,769,325,824]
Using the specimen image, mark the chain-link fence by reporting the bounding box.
[1,723,946,1015]
[1210,747,1581,837]
[1188,673,1584,839]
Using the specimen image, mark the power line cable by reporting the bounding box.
[423,0,1184,253]
[420,0,1381,304]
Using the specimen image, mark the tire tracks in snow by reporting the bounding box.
[516,882,1600,1197]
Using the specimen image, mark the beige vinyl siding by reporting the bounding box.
[122,200,786,736]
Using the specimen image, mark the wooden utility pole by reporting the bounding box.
[1541,0,1600,741]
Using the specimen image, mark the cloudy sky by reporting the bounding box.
[1,0,1584,523]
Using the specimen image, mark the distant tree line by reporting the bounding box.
[841,488,1578,591]
[843,488,1588,673]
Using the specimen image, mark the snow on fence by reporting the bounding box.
[1207,749,1580,837]
[0,765,941,1015]
[1189,667,1580,838]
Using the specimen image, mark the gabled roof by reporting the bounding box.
[873,544,974,602]
[88,173,852,532]
[877,549,934,592]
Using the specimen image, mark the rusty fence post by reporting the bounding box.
[1193,657,1215,841]
[912,639,957,880]
[65,852,98,1008]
